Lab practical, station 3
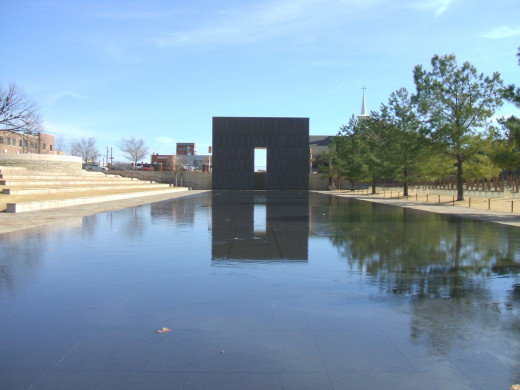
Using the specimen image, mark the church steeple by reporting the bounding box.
[358,86,370,120]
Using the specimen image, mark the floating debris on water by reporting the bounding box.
[156,327,172,333]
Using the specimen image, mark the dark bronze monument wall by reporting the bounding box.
[211,191,309,260]
[212,117,310,190]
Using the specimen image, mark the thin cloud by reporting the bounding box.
[87,3,178,21]
[407,0,453,17]
[84,36,144,64]
[484,26,520,39]
[156,137,176,145]
[44,91,88,110]
[102,43,143,64]
[51,91,88,101]
[93,10,173,20]
[45,121,91,138]
[155,0,382,47]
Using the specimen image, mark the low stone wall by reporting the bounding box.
[0,152,82,174]
[309,173,329,190]
[108,171,329,190]
[109,170,212,190]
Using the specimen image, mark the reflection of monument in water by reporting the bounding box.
[211,191,309,261]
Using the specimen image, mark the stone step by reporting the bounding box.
[0,171,134,180]
[5,187,188,213]
[0,167,188,213]
[0,166,99,175]
[0,166,29,174]
[3,183,171,195]
[0,178,150,187]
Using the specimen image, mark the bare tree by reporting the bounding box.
[54,135,67,155]
[118,137,149,168]
[173,161,188,186]
[69,137,99,165]
[0,83,44,133]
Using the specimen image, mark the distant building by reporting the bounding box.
[176,154,211,171]
[309,135,333,156]
[151,154,177,171]
[151,153,211,171]
[176,143,196,156]
[0,130,56,155]
[309,135,334,173]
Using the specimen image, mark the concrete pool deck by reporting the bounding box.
[2,189,520,235]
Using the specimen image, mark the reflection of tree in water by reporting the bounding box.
[82,208,149,240]
[150,198,198,225]
[119,207,148,238]
[326,198,518,297]
[0,232,50,298]
[324,196,520,380]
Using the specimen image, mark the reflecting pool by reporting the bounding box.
[1,191,519,390]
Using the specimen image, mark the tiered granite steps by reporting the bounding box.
[0,166,188,213]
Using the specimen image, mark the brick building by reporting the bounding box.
[151,154,177,171]
[176,143,196,156]
[0,130,56,154]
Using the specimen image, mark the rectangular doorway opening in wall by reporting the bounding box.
[254,148,267,190]
[254,148,267,172]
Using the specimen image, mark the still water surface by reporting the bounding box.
[1,191,519,390]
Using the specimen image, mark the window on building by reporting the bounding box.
[0,136,3,144]
[24,140,27,147]
[7,138,11,146]
[30,142,34,149]
[19,140,22,147]
[50,145,53,151]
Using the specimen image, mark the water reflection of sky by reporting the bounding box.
[0,191,519,389]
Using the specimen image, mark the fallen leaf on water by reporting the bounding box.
[156,327,172,333]
[220,350,225,354]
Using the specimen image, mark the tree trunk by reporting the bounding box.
[371,180,376,194]
[403,166,409,197]
[456,157,464,201]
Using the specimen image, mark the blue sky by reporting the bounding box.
[1,0,519,163]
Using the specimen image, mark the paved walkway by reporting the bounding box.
[322,191,520,228]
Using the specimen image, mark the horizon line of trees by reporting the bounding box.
[319,49,520,201]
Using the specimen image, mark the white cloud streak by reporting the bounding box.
[484,26,520,39]
[406,0,454,17]
[156,136,176,145]
[43,91,88,110]
[155,0,382,47]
